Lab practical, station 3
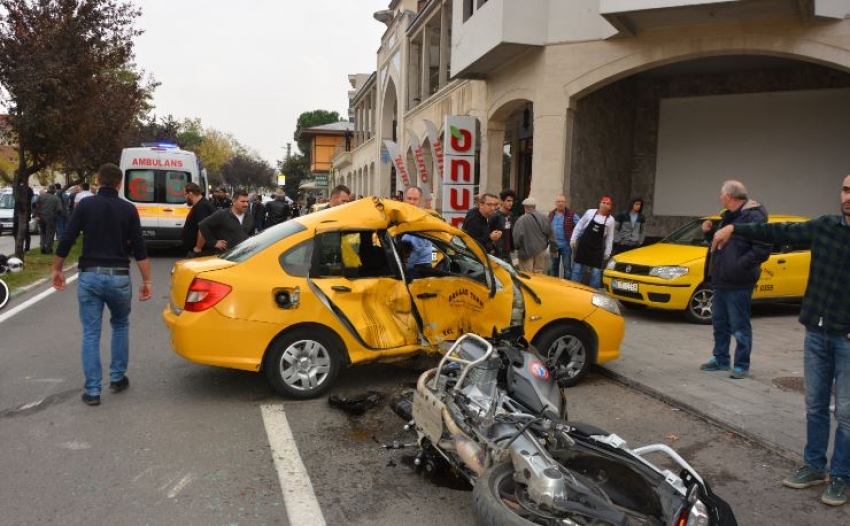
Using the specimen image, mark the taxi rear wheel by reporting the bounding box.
[264,328,343,399]
[685,285,714,324]
[533,324,593,388]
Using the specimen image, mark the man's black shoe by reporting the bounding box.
[81,393,101,406]
[109,376,129,393]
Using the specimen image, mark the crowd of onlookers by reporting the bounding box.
[458,190,646,288]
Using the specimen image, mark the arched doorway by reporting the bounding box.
[564,54,850,236]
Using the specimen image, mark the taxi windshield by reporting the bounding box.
[662,219,716,247]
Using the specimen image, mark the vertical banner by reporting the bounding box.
[383,140,411,188]
[442,116,478,228]
[424,119,444,181]
[407,129,429,184]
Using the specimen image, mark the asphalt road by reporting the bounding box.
[1,253,848,525]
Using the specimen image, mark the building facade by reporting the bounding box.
[336,0,850,234]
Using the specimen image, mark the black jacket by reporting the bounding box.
[182,197,215,252]
[706,200,771,289]
[199,208,254,252]
[462,209,496,254]
[264,199,291,227]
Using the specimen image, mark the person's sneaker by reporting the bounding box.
[821,477,848,506]
[109,376,129,393]
[782,465,827,489]
[81,393,101,406]
[699,358,730,371]
[730,367,750,379]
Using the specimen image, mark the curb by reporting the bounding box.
[5,262,79,302]
[596,364,803,463]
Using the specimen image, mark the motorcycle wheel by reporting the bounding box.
[473,463,612,526]
[533,324,592,388]
[263,328,343,399]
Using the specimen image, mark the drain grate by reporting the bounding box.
[773,376,805,393]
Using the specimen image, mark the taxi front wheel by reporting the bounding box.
[685,285,714,325]
[264,328,343,399]
[533,324,592,388]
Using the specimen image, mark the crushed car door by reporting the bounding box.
[401,231,512,344]
[309,229,419,350]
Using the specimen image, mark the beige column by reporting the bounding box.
[420,23,431,102]
[439,7,449,89]
[481,119,506,196]
[528,103,568,204]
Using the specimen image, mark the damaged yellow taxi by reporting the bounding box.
[162,198,624,398]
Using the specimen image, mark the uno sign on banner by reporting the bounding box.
[442,116,477,228]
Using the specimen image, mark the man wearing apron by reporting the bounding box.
[570,195,615,289]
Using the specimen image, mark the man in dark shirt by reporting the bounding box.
[211,186,232,210]
[264,190,291,228]
[462,192,502,255]
[51,163,152,407]
[194,189,253,255]
[181,182,215,256]
[713,174,850,507]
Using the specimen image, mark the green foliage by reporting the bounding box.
[279,152,309,198]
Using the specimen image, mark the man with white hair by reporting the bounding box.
[512,197,555,274]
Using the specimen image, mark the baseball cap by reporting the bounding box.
[600,196,612,205]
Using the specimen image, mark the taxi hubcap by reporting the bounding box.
[691,289,713,320]
[280,340,331,391]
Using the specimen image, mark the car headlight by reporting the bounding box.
[592,293,621,316]
[606,259,616,270]
[649,266,689,280]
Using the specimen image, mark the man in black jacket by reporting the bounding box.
[264,190,291,228]
[51,163,152,406]
[462,193,502,255]
[699,180,770,379]
[194,189,253,255]
[182,182,215,256]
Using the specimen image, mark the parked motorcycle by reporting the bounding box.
[0,253,24,310]
[407,330,737,525]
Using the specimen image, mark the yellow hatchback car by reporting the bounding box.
[603,215,810,324]
[163,198,624,398]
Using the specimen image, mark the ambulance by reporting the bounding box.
[119,143,206,247]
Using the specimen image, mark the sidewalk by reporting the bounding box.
[600,303,810,460]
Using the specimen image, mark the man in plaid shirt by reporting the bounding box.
[712,174,850,507]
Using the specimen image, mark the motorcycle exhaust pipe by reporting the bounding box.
[442,406,486,476]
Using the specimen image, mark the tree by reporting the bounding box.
[0,0,144,258]
[196,128,235,186]
[221,153,274,191]
[279,151,309,199]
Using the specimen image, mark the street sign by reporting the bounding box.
[277,174,286,186]
[314,175,328,186]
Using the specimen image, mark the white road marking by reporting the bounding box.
[261,404,326,526]
[0,273,78,325]
[167,473,194,499]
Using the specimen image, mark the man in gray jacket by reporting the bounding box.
[36,186,66,254]
[512,197,555,274]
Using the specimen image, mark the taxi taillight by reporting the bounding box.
[184,278,231,312]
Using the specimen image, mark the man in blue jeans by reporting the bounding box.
[699,180,770,380]
[51,163,152,407]
[712,174,850,507]
[548,194,579,278]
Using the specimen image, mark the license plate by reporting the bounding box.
[142,230,156,238]
[612,279,638,293]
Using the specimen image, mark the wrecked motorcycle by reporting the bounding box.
[408,332,737,525]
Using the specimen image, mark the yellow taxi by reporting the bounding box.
[603,215,810,324]
[163,198,624,398]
